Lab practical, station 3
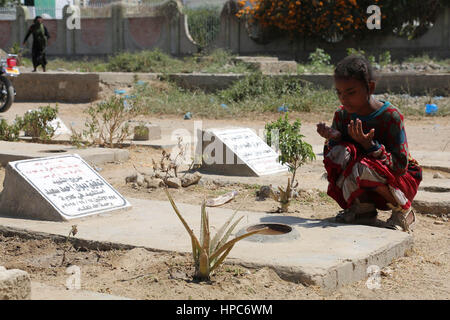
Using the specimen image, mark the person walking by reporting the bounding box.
[23,16,50,72]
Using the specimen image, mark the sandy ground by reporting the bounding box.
[0,99,449,300]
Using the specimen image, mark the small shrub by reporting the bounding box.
[77,95,143,148]
[379,51,392,67]
[265,114,316,212]
[220,73,307,103]
[309,48,331,68]
[165,189,267,281]
[0,118,21,141]
[21,105,59,141]
[106,49,182,73]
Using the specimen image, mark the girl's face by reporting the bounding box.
[334,77,373,114]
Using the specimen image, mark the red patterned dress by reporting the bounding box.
[324,101,422,211]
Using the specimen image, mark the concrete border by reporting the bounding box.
[11,72,99,103]
[9,72,450,104]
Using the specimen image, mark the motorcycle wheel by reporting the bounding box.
[0,75,14,113]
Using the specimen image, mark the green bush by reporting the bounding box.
[21,105,59,141]
[265,114,316,212]
[106,49,183,73]
[220,73,307,103]
[79,95,143,148]
[309,48,331,68]
[0,118,21,141]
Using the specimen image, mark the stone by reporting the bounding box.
[145,177,165,189]
[136,173,145,187]
[126,172,145,185]
[181,172,202,187]
[165,177,182,189]
[433,172,444,179]
[206,191,238,207]
[256,185,272,200]
[0,267,31,300]
[133,123,161,141]
[0,155,131,221]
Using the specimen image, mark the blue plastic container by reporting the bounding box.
[278,105,288,113]
[114,89,126,95]
[425,104,438,115]
[184,112,192,120]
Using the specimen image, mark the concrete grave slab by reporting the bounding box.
[0,154,131,221]
[0,198,413,290]
[0,141,129,166]
[199,127,288,177]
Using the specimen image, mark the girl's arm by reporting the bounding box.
[327,109,344,147]
[367,111,409,175]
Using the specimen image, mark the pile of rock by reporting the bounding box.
[126,171,202,190]
[0,266,31,300]
[382,62,447,73]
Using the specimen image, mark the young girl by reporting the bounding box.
[317,55,422,232]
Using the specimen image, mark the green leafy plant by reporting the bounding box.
[220,72,307,103]
[379,51,392,67]
[165,189,267,281]
[308,48,331,69]
[21,105,59,141]
[106,49,183,73]
[265,114,316,212]
[75,95,143,148]
[0,118,22,141]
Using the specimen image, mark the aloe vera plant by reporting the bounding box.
[165,189,267,281]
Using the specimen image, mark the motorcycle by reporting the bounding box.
[0,54,20,113]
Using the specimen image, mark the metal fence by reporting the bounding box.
[0,6,16,20]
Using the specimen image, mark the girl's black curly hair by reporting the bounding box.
[334,55,377,91]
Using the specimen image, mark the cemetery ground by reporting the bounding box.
[0,99,449,299]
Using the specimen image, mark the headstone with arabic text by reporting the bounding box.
[199,127,288,177]
[0,154,131,221]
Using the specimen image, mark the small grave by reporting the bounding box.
[198,127,288,177]
[0,154,130,221]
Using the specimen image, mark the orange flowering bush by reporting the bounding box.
[237,0,447,41]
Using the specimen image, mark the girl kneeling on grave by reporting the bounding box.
[316,55,422,232]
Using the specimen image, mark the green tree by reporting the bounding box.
[265,114,316,212]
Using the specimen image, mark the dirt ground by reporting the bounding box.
[0,101,449,300]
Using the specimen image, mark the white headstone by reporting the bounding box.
[0,154,131,221]
[49,117,72,137]
[200,127,288,177]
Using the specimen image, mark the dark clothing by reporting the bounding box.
[24,23,50,69]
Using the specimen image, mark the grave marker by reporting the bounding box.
[0,154,130,221]
[199,127,288,177]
